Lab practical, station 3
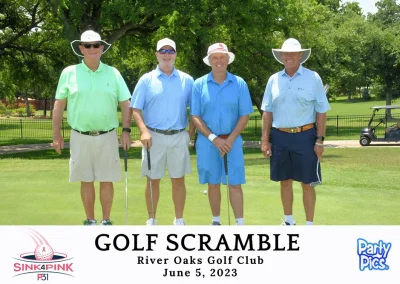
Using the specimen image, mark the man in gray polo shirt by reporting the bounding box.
[130,38,194,226]
[52,29,132,225]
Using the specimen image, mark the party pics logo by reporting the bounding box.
[357,238,391,271]
[13,229,74,280]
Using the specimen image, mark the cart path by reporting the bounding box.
[1,140,399,155]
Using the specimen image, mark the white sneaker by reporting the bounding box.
[173,218,186,225]
[146,218,157,225]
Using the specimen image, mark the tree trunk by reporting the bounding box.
[385,82,392,118]
[43,98,47,117]
[23,91,31,116]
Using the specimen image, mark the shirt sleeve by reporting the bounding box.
[186,76,194,108]
[238,79,254,116]
[190,79,201,116]
[114,68,131,102]
[261,76,273,112]
[55,68,70,100]
[130,75,148,110]
[313,72,331,113]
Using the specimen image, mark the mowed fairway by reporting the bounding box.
[0,147,399,225]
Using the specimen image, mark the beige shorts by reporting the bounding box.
[141,130,191,179]
[69,130,121,182]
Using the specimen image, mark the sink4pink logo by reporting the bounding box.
[13,229,74,281]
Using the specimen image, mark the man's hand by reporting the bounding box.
[52,135,64,154]
[120,132,132,151]
[141,130,152,149]
[213,136,233,157]
[314,143,324,161]
[261,139,272,158]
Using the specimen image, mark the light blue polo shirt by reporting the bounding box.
[191,72,253,136]
[261,65,330,128]
[130,66,193,130]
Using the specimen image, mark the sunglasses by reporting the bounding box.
[82,43,102,49]
[158,49,176,55]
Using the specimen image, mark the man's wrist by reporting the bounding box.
[122,127,131,133]
[208,133,217,142]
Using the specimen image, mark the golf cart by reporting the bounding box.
[359,105,400,146]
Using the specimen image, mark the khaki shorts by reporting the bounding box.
[141,130,191,179]
[69,130,121,182]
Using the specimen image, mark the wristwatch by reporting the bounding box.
[316,136,325,141]
[122,128,131,133]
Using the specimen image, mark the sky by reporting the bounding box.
[344,0,379,14]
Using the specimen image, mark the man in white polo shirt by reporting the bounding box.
[52,29,132,225]
[130,38,194,226]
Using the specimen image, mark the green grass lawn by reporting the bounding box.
[0,147,399,225]
[328,97,399,116]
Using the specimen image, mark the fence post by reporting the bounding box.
[20,119,23,138]
[62,118,65,138]
[254,117,257,136]
[336,115,339,136]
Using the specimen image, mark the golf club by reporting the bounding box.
[124,149,128,225]
[147,147,155,221]
[224,153,231,225]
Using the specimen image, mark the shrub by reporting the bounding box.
[0,101,12,116]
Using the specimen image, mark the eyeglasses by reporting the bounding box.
[82,43,102,49]
[158,49,176,55]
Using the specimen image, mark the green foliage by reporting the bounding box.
[1,0,400,114]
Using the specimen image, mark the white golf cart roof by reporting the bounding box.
[370,105,400,110]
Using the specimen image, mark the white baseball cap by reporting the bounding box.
[70,30,111,57]
[156,38,176,51]
[272,38,311,65]
[203,43,235,66]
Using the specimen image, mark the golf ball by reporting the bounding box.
[34,244,54,260]
[203,190,208,195]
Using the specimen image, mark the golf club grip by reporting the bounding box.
[147,148,151,171]
[224,154,228,175]
[124,150,128,171]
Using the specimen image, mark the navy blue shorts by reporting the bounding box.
[270,127,322,186]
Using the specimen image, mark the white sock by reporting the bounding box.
[236,218,244,225]
[175,218,184,222]
[306,221,313,225]
[284,215,294,225]
[212,216,221,223]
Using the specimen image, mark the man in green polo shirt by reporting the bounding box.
[52,30,132,225]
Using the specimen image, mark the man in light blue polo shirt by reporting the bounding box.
[191,43,253,225]
[261,38,330,226]
[130,38,194,226]
[52,30,132,226]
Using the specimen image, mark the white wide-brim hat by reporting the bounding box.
[203,43,235,66]
[272,38,311,65]
[70,30,111,57]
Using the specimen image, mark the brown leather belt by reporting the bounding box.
[73,128,114,136]
[276,123,314,133]
[218,134,230,139]
[147,126,185,135]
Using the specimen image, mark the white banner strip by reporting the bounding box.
[1,226,399,284]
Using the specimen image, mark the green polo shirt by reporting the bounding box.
[55,61,131,131]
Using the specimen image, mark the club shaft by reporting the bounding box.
[147,148,155,219]
[124,150,128,225]
[224,154,231,225]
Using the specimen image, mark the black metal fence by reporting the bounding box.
[0,114,399,140]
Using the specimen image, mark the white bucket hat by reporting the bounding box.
[272,38,311,65]
[203,43,235,66]
[156,38,176,51]
[70,30,111,57]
